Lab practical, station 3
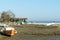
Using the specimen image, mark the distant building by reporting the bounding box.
[9,18,27,24]
[0,18,27,25]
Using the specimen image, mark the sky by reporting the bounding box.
[0,0,60,21]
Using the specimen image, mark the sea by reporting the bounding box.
[27,21,60,24]
[29,21,60,23]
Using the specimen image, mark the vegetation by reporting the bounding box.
[1,10,15,22]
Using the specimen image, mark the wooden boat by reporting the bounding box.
[1,27,17,36]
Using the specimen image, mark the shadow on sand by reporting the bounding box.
[0,32,11,37]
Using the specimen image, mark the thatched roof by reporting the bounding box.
[10,18,27,20]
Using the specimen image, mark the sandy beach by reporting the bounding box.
[0,24,60,40]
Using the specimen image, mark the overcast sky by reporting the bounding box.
[0,0,60,21]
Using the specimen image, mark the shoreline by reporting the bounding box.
[27,22,60,25]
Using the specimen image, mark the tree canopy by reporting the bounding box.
[1,11,15,22]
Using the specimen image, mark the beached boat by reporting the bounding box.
[1,26,17,36]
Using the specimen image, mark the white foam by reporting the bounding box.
[46,23,55,26]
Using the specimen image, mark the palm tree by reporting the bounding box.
[1,10,15,22]
[1,11,10,22]
[7,10,15,18]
